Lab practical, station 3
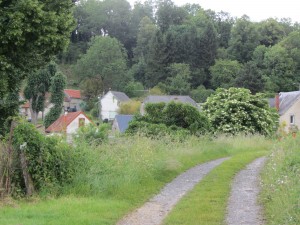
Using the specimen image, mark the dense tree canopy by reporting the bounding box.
[73,36,130,92]
[0,0,75,133]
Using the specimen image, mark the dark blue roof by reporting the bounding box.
[115,115,134,133]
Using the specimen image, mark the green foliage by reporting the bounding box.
[263,45,297,92]
[12,121,80,195]
[74,36,130,91]
[74,124,109,146]
[127,102,210,136]
[210,59,242,89]
[228,15,260,63]
[257,18,285,47]
[119,100,141,115]
[203,87,278,136]
[162,63,191,95]
[24,62,58,124]
[124,81,145,98]
[189,85,215,103]
[44,72,66,128]
[0,0,74,133]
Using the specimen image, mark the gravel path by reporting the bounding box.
[226,157,266,225]
[117,157,229,225]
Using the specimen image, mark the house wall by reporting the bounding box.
[20,104,54,120]
[66,114,91,134]
[64,98,82,111]
[280,98,300,132]
[101,92,120,121]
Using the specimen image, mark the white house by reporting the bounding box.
[100,91,130,121]
[45,111,92,134]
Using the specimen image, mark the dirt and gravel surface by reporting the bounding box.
[226,157,266,225]
[117,157,230,225]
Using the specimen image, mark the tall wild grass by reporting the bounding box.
[261,136,300,225]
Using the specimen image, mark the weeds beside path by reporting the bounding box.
[0,135,272,225]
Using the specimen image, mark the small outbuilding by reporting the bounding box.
[112,115,134,133]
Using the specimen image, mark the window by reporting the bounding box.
[290,115,295,124]
[79,118,85,127]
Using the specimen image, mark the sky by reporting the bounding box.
[128,0,300,23]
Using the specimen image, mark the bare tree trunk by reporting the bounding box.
[6,121,16,195]
[20,151,34,196]
[29,99,38,124]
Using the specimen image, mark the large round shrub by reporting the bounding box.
[202,88,278,135]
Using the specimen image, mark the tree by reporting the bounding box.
[74,36,130,92]
[257,18,285,47]
[102,0,133,58]
[162,63,191,95]
[44,72,66,128]
[24,63,57,124]
[190,85,214,103]
[156,0,188,33]
[210,59,242,89]
[0,0,75,133]
[235,61,264,94]
[202,88,278,136]
[228,15,260,63]
[263,45,297,92]
[133,16,157,61]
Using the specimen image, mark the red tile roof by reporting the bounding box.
[21,101,30,108]
[45,111,91,133]
[64,89,81,99]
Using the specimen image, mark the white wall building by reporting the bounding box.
[100,91,130,121]
[45,111,92,135]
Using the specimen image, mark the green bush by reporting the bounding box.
[73,123,109,146]
[127,102,211,136]
[11,121,81,195]
[203,87,278,136]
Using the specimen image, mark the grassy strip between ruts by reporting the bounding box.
[163,150,268,225]
[0,135,271,225]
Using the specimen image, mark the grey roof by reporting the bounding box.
[115,115,134,133]
[279,91,300,115]
[268,98,275,108]
[143,95,198,107]
[111,91,130,102]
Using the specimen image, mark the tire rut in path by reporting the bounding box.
[117,157,230,225]
[226,157,266,225]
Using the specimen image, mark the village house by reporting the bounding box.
[19,92,53,121]
[273,91,300,133]
[140,95,198,115]
[64,89,83,112]
[45,111,92,136]
[100,91,130,121]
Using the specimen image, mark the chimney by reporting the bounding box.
[275,93,280,111]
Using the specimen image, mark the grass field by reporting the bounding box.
[0,135,273,225]
[260,136,300,225]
